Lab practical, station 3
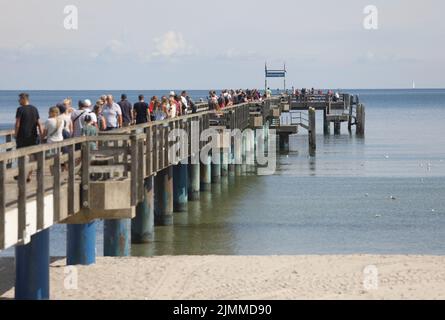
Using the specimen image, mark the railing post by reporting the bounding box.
[6,134,12,168]
[81,141,90,211]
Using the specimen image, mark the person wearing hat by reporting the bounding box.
[81,114,98,150]
[71,99,98,138]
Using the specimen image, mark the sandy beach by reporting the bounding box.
[1,255,445,300]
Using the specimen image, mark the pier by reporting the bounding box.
[0,93,365,299]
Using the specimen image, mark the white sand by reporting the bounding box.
[2,255,445,300]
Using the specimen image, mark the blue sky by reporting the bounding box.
[0,0,444,89]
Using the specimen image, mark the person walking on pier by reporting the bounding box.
[81,115,98,150]
[153,100,167,121]
[102,95,123,130]
[43,107,64,144]
[118,94,134,127]
[14,93,44,182]
[168,95,178,119]
[133,95,150,125]
[93,100,106,131]
[71,100,97,138]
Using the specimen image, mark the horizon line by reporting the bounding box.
[0,87,445,91]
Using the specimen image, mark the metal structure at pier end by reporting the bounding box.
[0,92,365,299]
[265,63,287,92]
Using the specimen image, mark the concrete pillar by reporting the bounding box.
[211,150,221,184]
[228,143,235,177]
[246,131,256,174]
[323,108,330,135]
[200,155,211,191]
[308,107,316,156]
[356,104,366,136]
[67,221,97,265]
[104,219,131,257]
[188,163,200,201]
[131,176,154,244]
[221,148,229,177]
[334,121,341,135]
[235,139,242,176]
[241,135,247,175]
[173,164,188,212]
[279,133,290,152]
[15,228,50,300]
[154,166,174,226]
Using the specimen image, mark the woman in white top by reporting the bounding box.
[44,106,64,144]
[168,96,177,118]
[58,104,73,136]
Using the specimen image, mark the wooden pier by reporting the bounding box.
[0,93,365,299]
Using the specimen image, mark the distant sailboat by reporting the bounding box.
[412,81,416,89]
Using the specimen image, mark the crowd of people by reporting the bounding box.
[206,89,266,111]
[292,87,341,101]
[13,89,266,182]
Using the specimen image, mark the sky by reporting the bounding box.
[0,0,444,90]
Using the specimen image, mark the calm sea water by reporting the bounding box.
[1,89,445,256]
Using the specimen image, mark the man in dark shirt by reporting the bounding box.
[133,95,150,124]
[117,94,134,126]
[15,93,43,182]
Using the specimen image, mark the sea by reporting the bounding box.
[1,89,445,256]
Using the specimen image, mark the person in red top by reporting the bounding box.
[149,96,157,113]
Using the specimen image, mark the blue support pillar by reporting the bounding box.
[173,164,188,212]
[155,166,174,226]
[67,221,97,265]
[15,228,50,300]
[131,176,154,243]
[104,219,131,257]
[188,163,200,201]
[200,155,211,191]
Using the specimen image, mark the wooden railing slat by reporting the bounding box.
[36,151,45,230]
[53,149,61,222]
[67,145,75,216]
[17,156,26,242]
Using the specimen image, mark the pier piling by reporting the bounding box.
[67,221,97,265]
[211,151,221,184]
[173,164,188,212]
[323,108,330,135]
[308,107,316,155]
[188,163,200,201]
[15,229,50,300]
[131,177,154,243]
[154,166,174,226]
[356,104,366,136]
[104,219,131,257]
[334,121,341,135]
[200,155,212,191]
